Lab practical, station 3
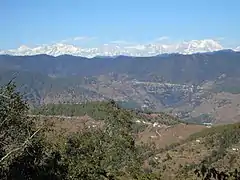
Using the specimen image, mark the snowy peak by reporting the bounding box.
[175,39,223,54]
[0,39,233,58]
[235,46,240,52]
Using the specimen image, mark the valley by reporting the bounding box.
[29,101,240,179]
[1,50,240,124]
[2,2,240,179]
[1,71,240,179]
[1,51,240,179]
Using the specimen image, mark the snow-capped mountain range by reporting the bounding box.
[0,39,239,58]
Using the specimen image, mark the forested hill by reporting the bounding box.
[2,51,240,124]
[1,50,240,84]
[2,81,240,180]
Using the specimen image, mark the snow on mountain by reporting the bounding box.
[235,46,240,52]
[175,39,223,54]
[0,39,226,58]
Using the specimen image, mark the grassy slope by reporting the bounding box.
[154,123,240,179]
[33,101,240,179]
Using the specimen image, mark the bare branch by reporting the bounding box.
[0,118,9,128]
[0,93,10,99]
[0,127,42,164]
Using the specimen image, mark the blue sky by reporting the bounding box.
[1,0,240,49]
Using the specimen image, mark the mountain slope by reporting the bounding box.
[32,101,240,179]
[2,51,240,124]
[1,51,240,84]
[155,122,240,179]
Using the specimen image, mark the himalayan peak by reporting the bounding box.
[0,39,239,58]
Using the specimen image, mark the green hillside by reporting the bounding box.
[32,101,182,125]
[153,123,240,179]
[1,81,240,180]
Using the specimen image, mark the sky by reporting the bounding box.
[1,0,240,49]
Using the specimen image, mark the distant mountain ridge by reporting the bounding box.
[1,50,240,84]
[1,50,240,124]
[2,39,237,58]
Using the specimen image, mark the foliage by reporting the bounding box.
[194,165,240,180]
[117,100,141,110]
[186,114,215,124]
[0,82,161,179]
[3,81,240,179]
[0,81,68,179]
[187,123,240,148]
[32,101,114,120]
[32,101,181,126]
[0,80,35,165]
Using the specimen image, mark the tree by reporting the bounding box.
[0,82,160,179]
[60,100,160,180]
[194,165,240,180]
[0,81,67,179]
[0,80,37,165]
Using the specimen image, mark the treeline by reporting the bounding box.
[185,114,215,124]
[32,102,112,120]
[31,102,182,125]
